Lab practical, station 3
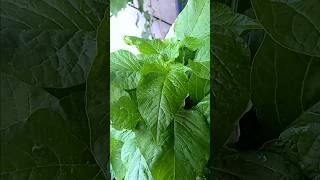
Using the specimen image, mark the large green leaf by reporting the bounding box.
[251,0,320,57]
[135,109,210,180]
[174,0,210,39]
[251,35,320,138]
[173,0,210,62]
[174,109,210,179]
[0,107,104,179]
[0,72,58,131]
[85,11,109,178]
[212,28,251,153]
[1,0,106,88]
[137,61,188,144]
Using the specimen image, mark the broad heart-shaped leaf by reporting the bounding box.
[0,107,105,179]
[212,2,262,35]
[111,50,143,90]
[251,0,320,57]
[174,0,210,39]
[251,35,320,138]
[85,11,109,178]
[0,72,58,131]
[137,61,188,144]
[111,96,142,130]
[124,36,181,60]
[135,109,210,180]
[266,101,320,179]
[1,0,107,88]
[211,151,306,180]
[212,28,251,154]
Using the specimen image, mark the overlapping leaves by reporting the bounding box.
[110,0,211,179]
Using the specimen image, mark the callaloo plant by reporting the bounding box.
[110,0,210,179]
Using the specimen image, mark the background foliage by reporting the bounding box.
[211,0,320,179]
[1,0,109,179]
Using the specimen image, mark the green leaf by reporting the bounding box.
[212,28,251,153]
[189,60,210,80]
[173,109,210,179]
[111,129,154,180]
[111,96,142,130]
[85,11,109,178]
[189,74,210,104]
[111,50,143,90]
[111,83,130,104]
[251,35,320,138]
[267,101,320,179]
[212,2,262,35]
[110,0,131,16]
[110,138,126,180]
[174,0,210,39]
[124,36,180,59]
[135,109,210,180]
[211,151,306,180]
[179,36,210,61]
[1,108,104,179]
[0,72,58,131]
[251,0,320,57]
[137,61,188,144]
[195,95,210,124]
[1,0,106,88]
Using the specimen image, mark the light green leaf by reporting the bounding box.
[189,60,210,80]
[137,61,188,144]
[111,50,143,90]
[195,95,210,124]
[189,74,210,104]
[174,109,210,179]
[135,109,210,180]
[111,96,142,130]
[110,138,126,180]
[124,36,180,59]
[110,0,131,16]
[251,0,320,57]
[174,0,210,39]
